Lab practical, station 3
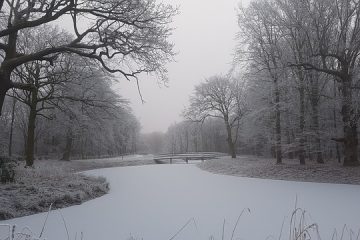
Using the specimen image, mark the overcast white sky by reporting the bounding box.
[114,0,248,134]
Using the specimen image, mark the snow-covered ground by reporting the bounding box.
[1,164,360,240]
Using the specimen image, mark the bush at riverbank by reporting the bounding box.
[0,161,109,220]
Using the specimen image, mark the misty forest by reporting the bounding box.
[1,0,360,240]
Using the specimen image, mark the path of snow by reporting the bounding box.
[1,164,360,240]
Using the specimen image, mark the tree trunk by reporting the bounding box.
[179,134,184,153]
[193,130,198,152]
[185,129,189,152]
[25,89,38,167]
[1,28,20,115]
[224,118,236,158]
[0,0,5,13]
[309,72,324,163]
[131,127,137,153]
[298,70,306,165]
[341,78,358,166]
[80,136,85,159]
[285,113,294,159]
[274,78,282,164]
[0,70,12,116]
[334,106,341,163]
[332,78,341,163]
[0,89,6,116]
[8,97,16,156]
[61,131,73,161]
[229,141,236,158]
[311,100,324,163]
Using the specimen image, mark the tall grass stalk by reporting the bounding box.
[168,217,198,240]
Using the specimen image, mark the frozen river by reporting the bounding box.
[1,164,360,240]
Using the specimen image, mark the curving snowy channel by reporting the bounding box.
[1,164,360,240]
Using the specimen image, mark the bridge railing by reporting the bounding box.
[153,152,227,164]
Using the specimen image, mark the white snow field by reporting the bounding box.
[1,164,360,240]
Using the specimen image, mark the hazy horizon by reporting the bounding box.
[115,0,247,134]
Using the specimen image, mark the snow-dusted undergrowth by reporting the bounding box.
[0,161,109,220]
[0,206,355,240]
[199,156,360,184]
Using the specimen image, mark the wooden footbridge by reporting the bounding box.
[153,152,227,164]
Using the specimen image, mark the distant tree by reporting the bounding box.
[0,0,177,115]
[52,66,131,161]
[142,132,166,154]
[184,76,248,158]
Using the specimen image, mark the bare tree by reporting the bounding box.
[235,0,360,166]
[184,76,248,158]
[12,61,64,166]
[12,53,123,166]
[52,64,130,161]
[282,0,360,166]
[237,1,286,163]
[0,0,176,114]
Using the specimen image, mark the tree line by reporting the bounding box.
[147,0,360,167]
[0,0,176,166]
[236,0,360,166]
[0,27,141,164]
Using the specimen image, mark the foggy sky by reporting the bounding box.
[114,0,247,134]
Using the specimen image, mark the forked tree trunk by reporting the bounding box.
[0,70,12,116]
[1,29,20,115]
[25,89,38,167]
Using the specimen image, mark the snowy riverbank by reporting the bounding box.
[0,155,155,220]
[0,161,109,220]
[199,156,360,184]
